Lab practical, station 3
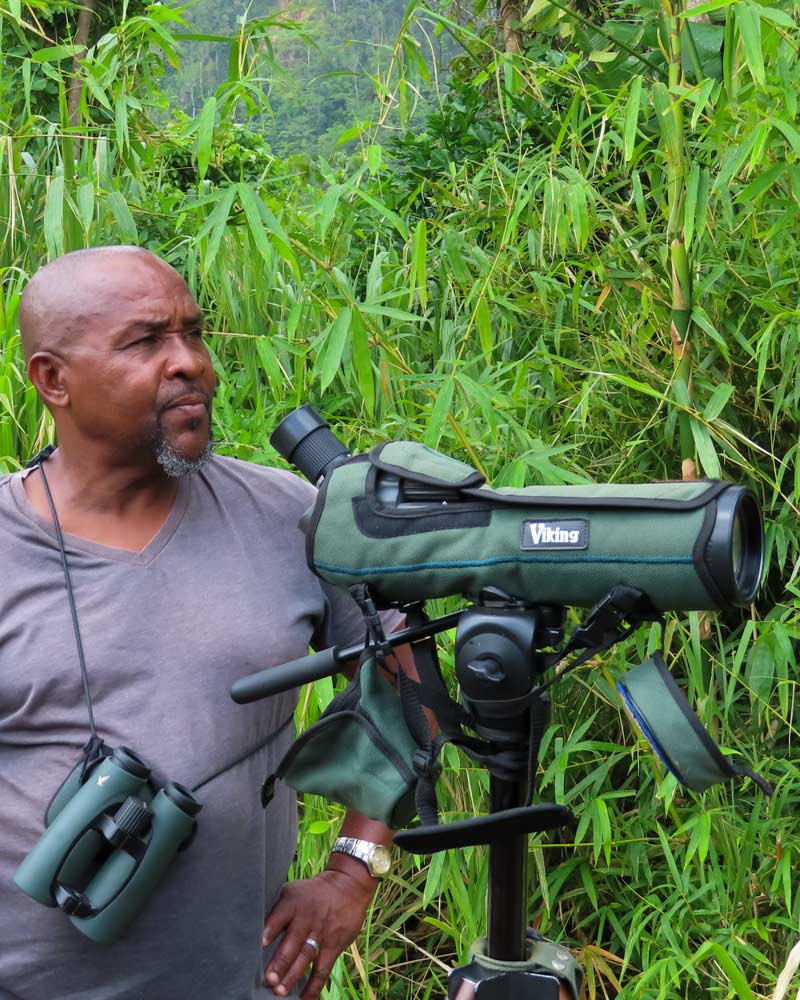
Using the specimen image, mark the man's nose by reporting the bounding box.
[163,334,207,380]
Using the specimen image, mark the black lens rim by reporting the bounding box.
[703,486,764,606]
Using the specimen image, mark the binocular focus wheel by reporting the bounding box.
[97,796,151,849]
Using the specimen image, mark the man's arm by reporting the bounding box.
[261,809,392,998]
[262,641,417,999]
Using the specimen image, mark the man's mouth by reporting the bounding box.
[162,393,210,418]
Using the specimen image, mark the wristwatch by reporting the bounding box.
[330,837,392,878]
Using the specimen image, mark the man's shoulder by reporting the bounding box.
[0,471,20,512]
[199,454,315,512]
[204,453,310,489]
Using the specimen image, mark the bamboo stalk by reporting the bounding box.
[660,0,696,478]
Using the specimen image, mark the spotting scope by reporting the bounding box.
[270,405,764,613]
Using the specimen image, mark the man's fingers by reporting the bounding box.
[269,938,327,998]
[262,892,296,946]
[299,954,335,1000]
[264,928,314,992]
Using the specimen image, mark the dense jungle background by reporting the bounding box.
[2,0,800,996]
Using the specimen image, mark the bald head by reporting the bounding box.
[19,247,184,363]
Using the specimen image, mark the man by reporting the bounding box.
[0,246,399,999]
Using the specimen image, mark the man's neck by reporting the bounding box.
[22,447,185,552]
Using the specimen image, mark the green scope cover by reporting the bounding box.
[265,655,418,829]
[304,441,744,612]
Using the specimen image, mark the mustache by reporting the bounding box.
[157,386,214,414]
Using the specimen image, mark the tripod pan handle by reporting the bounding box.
[231,647,340,703]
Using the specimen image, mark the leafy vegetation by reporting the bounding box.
[1,0,799,997]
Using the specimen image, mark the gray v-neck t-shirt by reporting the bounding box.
[0,455,374,999]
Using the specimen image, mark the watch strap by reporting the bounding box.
[330,837,390,878]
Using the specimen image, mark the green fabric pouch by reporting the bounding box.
[617,652,771,795]
[262,655,419,829]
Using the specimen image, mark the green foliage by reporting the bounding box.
[2,0,800,997]
[161,0,457,158]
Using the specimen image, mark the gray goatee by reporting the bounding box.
[154,437,214,477]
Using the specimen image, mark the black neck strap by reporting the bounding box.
[26,446,98,741]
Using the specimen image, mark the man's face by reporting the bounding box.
[63,256,217,472]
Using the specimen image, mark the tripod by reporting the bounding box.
[393,595,581,999]
[231,593,584,999]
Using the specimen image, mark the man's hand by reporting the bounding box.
[262,860,377,999]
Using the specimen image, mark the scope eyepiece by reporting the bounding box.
[702,486,764,607]
[270,405,350,486]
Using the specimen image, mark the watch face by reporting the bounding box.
[370,844,392,876]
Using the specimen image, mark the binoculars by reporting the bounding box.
[15,746,201,945]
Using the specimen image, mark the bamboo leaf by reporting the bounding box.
[199,185,236,275]
[683,162,700,247]
[105,191,138,243]
[737,162,784,202]
[423,378,455,449]
[703,383,734,421]
[43,175,65,259]
[690,77,717,131]
[196,96,217,181]
[694,942,756,999]
[443,231,469,284]
[315,307,352,392]
[691,306,730,362]
[475,298,493,365]
[751,2,795,27]
[315,184,342,240]
[342,182,408,241]
[351,307,374,418]
[734,3,765,88]
[769,118,800,156]
[255,336,286,399]
[679,0,734,15]
[83,68,112,110]
[238,183,277,266]
[412,218,427,310]
[690,420,721,477]
[76,182,94,234]
[366,144,382,175]
[114,94,129,153]
[358,304,422,322]
[31,45,84,63]
[248,190,300,278]
[623,76,643,163]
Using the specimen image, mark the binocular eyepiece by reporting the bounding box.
[15,746,201,945]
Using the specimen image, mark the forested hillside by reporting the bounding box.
[164,0,457,155]
[2,0,800,997]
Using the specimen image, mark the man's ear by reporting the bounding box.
[28,352,70,409]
